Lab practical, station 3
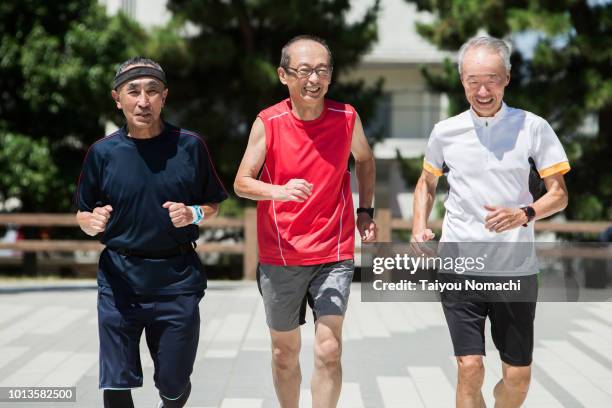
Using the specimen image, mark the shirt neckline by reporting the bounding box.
[470,102,508,127]
[121,121,171,144]
[286,98,328,127]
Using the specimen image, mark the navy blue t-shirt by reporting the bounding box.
[76,122,228,295]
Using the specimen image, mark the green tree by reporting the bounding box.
[0,1,145,211]
[404,0,611,221]
[0,132,58,210]
[147,0,383,193]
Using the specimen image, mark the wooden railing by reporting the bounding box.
[0,209,609,279]
[0,210,257,278]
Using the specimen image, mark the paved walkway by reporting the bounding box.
[0,281,611,407]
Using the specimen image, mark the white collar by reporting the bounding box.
[469,102,508,127]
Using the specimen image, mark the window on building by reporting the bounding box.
[389,90,441,139]
[366,90,443,139]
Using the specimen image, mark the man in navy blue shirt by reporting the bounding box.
[76,57,227,408]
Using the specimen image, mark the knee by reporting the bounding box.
[272,342,300,370]
[504,367,531,394]
[314,337,342,367]
[457,356,484,384]
[157,380,191,408]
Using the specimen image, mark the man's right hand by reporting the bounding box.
[271,179,313,202]
[79,205,113,236]
[411,228,435,242]
[410,228,436,257]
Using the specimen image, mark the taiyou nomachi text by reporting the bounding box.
[372,279,522,292]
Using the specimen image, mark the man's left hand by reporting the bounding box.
[163,201,194,228]
[357,213,377,243]
[484,205,528,233]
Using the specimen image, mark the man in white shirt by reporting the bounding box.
[412,36,569,408]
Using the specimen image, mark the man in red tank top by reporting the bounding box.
[235,35,376,407]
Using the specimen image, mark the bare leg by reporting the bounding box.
[456,355,487,408]
[311,315,344,408]
[493,361,531,408]
[270,327,302,408]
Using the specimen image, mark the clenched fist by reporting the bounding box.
[163,201,194,228]
[411,229,435,243]
[271,179,313,202]
[357,213,377,243]
[409,228,436,257]
[77,205,113,236]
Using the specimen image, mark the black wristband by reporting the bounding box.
[520,206,535,227]
[356,207,374,218]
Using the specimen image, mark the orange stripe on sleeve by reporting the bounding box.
[423,160,444,177]
[539,161,570,178]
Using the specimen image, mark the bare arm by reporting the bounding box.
[233,118,311,202]
[412,169,439,241]
[351,114,377,242]
[532,173,568,220]
[200,203,220,219]
[351,115,375,208]
[485,172,569,232]
[233,118,273,200]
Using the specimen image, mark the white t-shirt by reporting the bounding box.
[424,102,570,244]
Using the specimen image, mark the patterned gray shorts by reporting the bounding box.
[257,259,354,331]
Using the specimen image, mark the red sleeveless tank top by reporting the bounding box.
[256,98,356,266]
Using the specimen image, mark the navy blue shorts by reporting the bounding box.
[97,286,203,398]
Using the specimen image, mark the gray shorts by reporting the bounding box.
[257,259,354,331]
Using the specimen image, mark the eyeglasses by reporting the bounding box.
[463,74,506,89]
[283,66,333,79]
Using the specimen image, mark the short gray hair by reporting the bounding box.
[115,56,164,76]
[457,36,511,75]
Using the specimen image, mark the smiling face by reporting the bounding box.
[111,65,168,131]
[278,39,332,106]
[460,47,510,117]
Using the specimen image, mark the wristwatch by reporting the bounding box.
[191,205,204,225]
[356,207,375,218]
[519,206,535,227]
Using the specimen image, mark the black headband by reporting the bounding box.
[113,66,167,90]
